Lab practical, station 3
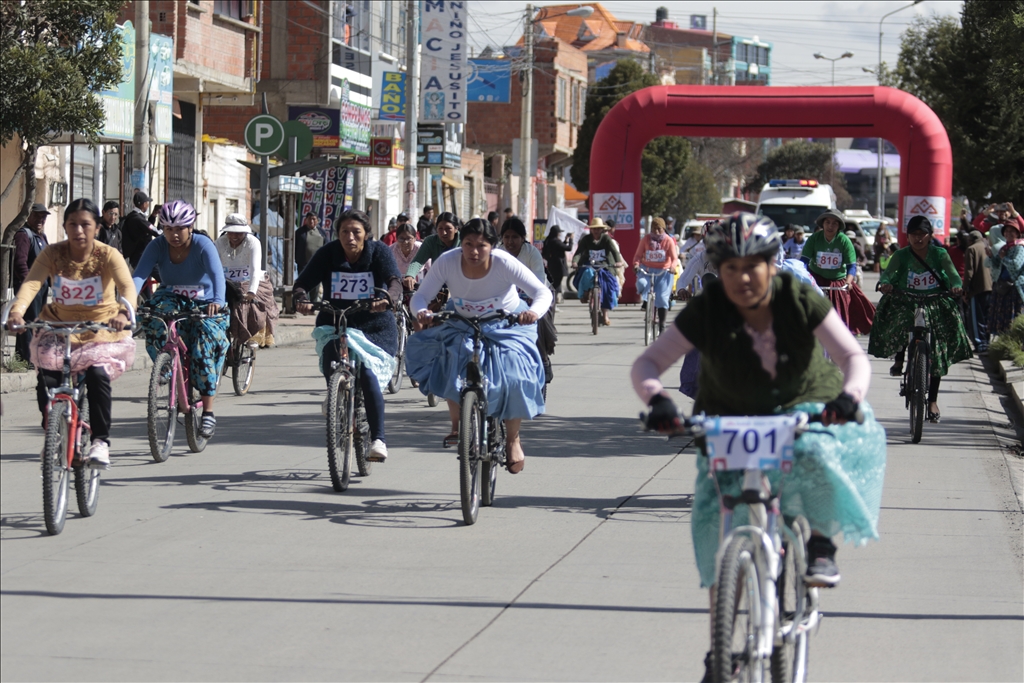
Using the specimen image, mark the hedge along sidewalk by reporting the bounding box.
[0,318,315,394]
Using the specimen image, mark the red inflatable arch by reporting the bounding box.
[588,85,952,302]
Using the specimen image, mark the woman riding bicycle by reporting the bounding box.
[6,198,137,468]
[402,211,461,289]
[633,216,679,334]
[405,218,552,474]
[133,200,229,439]
[631,212,886,678]
[214,213,279,349]
[293,209,402,463]
[869,215,971,423]
[389,222,421,280]
[800,209,875,334]
[572,217,623,326]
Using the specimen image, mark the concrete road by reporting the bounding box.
[2,293,1022,682]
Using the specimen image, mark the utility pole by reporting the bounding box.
[133,0,150,192]
[517,4,534,224]
[711,7,717,85]
[403,0,419,218]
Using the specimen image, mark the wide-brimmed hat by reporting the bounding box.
[587,217,608,230]
[222,213,252,233]
[815,209,847,229]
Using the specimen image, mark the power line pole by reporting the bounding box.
[517,4,534,224]
[711,7,717,85]
[403,0,419,218]
[133,0,150,192]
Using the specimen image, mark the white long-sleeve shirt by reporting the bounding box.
[215,234,263,295]
[498,241,546,282]
[411,248,552,319]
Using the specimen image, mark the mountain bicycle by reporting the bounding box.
[428,309,518,525]
[642,407,862,682]
[578,263,610,335]
[310,291,392,492]
[2,298,136,535]
[637,265,670,346]
[387,291,414,394]
[224,307,257,396]
[139,306,227,462]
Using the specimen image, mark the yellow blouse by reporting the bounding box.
[12,241,137,344]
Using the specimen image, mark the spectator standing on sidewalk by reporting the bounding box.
[296,213,325,301]
[98,201,123,253]
[417,205,436,239]
[12,203,50,364]
[121,191,157,269]
[962,229,992,352]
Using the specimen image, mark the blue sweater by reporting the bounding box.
[133,234,227,306]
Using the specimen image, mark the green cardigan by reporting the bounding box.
[675,272,843,415]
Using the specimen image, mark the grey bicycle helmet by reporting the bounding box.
[704,212,782,267]
[158,199,197,228]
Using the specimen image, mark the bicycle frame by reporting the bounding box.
[146,313,202,415]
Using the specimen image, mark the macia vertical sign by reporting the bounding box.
[420,1,468,123]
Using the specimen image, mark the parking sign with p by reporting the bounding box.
[244,114,285,156]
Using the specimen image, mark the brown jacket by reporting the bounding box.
[962,230,992,297]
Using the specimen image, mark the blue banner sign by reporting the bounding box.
[467,59,511,103]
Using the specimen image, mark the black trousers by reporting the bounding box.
[321,340,385,443]
[36,366,113,442]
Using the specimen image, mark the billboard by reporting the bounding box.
[339,80,372,156]
[467,59,511,103]
[378,70,406,120]
[288,106,341,148]
[420,1,468,123]
[99,21,135,141]
[148,33,174,145]
[301,167,353,239]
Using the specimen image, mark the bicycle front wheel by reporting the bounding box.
[74,387,100,517]
[232,343,256,396]
[713,536,764,683]
[326,369,354,492]
[184,385,208,453]
[590,285,600,335]
[354,386,372,477]
[910,343,928,444]
[42,402,71,535]
[459,390,483,525]
[644,292,655,346]
[147,352,176,462]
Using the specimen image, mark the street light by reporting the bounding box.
[518,4,594,227]
[814,51,853,185]
[876,0,924,218]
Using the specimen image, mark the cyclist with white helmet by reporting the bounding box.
[133,199,229,438]
[631,212,886,679]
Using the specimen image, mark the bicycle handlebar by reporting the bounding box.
[427,309,519,329]
[638,406,864,439]
[3,296,138,332]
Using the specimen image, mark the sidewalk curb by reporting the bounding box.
[0,325,314,395]
[989,356,1024,430]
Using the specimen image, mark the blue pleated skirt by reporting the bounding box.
[636,268,675,308]
[405,303,546,420]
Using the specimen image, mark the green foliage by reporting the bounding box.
[893,1,1024,208]
[0,0,125,148]
[744,140,853,208]
[668,160,721,220]
[572,59,718,217]
[989,314,1024,368]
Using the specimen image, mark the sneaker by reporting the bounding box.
[805,537,840,587]
[88,440,111,469]
[199,413,217,438]
[368,439,388,462]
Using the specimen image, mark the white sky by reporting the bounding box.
[468,1,964,86]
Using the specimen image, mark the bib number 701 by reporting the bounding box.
[704,415,798,472]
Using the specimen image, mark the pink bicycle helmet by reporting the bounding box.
[159,199,197,228]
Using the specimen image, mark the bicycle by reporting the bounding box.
[1,297,136,536]
[224,303,257,396]
[637,265,671,346]
[887,289,950,444]
[310,290,392,492]
[578,262,610,335]
[428,308,518,525]
[139,305,228,462]
[387,291,414,394]
[642,407,861,683]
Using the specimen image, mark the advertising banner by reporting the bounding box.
[288,106,341,148]
[467,59,511,103]
[903,195,948,240]
[593,192,636,229]
[420,1,468,123]
[148,33,174,145]
[301,167,353,239]
[378,70,406,120]
[99,21,135,141]
[339,80,372,156]
[354,138,406,168]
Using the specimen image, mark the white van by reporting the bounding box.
[756,179,836,231]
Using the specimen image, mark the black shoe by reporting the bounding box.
[640,300,647,311]
[805,536,840,587]
[889,363,903,377]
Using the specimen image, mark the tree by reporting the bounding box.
[572,59,697,215]
[893,1,1024,208]
[0,0,124,257]
[744,140,853,209]
[667,161,721,220]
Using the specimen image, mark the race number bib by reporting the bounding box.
[452,295,504,317]
[331,271,373,300]
[815,251,842,269]
[224,266,250,282]
[907,270,938,291]
[705,415,798,473]
[589,249,607,264]
[645,249,667,263]
[170,284,205,300]
[53,276,102,307]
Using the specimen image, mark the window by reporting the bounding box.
[571,82,579,125]
[557,77,567,120]
[579,86,587,123]
[208,200,218,236]
[226,198,239,216]
[214,0,249,20]
[758,47,770,66]
[382,0,393,55]
[736,43,747,63]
